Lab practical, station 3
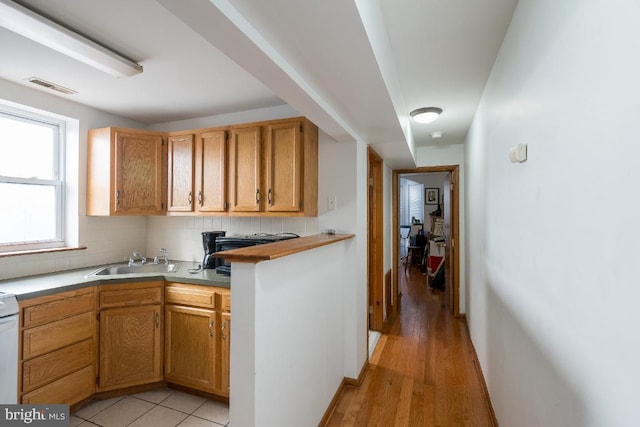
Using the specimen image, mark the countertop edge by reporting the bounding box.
[216,233,355,263]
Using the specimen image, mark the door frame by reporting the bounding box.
[392,165,461,316]
[367,147,384,331]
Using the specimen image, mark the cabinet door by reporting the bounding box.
[165,305,216,391]
[196,131,227,212]
[114,131,166,214]
[167,134,194,212]
[265,121,302,212]
[219,311,230,397]
[98,305,162,391]
[228,126,261,212]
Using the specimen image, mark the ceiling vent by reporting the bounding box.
[27,77,77,95]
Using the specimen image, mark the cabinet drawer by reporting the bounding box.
[219,292,231,312]
[99,282,163,308]
[22,339,94,393]
[166,284,216,309]
[21,365,95,405]
[22,311,95,360]
[21,288,95,328]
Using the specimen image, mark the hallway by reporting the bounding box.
[327,268,495,426]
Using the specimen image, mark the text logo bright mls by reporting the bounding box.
[1,405,69,426]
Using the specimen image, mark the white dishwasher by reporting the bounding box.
[0,291,19,404]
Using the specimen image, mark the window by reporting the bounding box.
[0,108,65,252]
[408,181,424,224]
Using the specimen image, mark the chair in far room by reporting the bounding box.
[400,225,411,263]
[405,223,426,272]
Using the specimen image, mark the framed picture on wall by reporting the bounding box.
[425,188,439,205]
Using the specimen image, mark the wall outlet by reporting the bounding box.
[327,196,337,211]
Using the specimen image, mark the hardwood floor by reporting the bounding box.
[326,266,496,427]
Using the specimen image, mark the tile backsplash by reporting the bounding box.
[145,216,319,263]
[0,215,318,281]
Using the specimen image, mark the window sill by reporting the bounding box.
[0,246,87,259]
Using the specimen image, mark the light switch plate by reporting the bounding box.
[509,144,527,163]
[327,196,337,211]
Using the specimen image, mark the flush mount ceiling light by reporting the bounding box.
[0,0,143,77]
[410,107,443,124]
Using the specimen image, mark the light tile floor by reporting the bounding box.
[70,388,229,427]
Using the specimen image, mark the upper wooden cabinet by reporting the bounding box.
[228,118,318,216]
[87,127,167,216]
[88,117,317,217]
[167,129,228,215]
[228,126,262,213]
[196,130,227,212]
[167,133,195,212]
[266,121,303,212]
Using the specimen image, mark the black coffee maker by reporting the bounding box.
[202,231,226,269]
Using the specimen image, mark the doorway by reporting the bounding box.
[392,165,461,316]
[367,147,384,332]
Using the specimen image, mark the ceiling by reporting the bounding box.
[0,0,517,168]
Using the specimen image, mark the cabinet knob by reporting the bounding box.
[209,319,214,337]
[197,190,203,206]
[188,191,192,205]
[268,189,273,206]
[256,188,260,204]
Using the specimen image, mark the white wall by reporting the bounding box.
[230,239,351,427]
[416,144,466,312]
[149,104,297,131]
[417,143,464,167]
[318,134,368,378]
[465,0,640,425]
[0,79,148,280]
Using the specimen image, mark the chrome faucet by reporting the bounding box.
[153,248,169,264]
[128,251,147,266]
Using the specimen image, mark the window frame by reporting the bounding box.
[0,107,66,253]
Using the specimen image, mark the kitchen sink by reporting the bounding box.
[87,263,178,277]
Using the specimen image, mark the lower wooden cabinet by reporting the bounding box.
[18,281,229,404]
[220,311,231,394]
[97,282,163,392]
[165,283,230,396]
[22,339,94,394]
[98,305,162,391]
[22,365,95,405]
[165,305,217,390]
[18,288,96,405]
